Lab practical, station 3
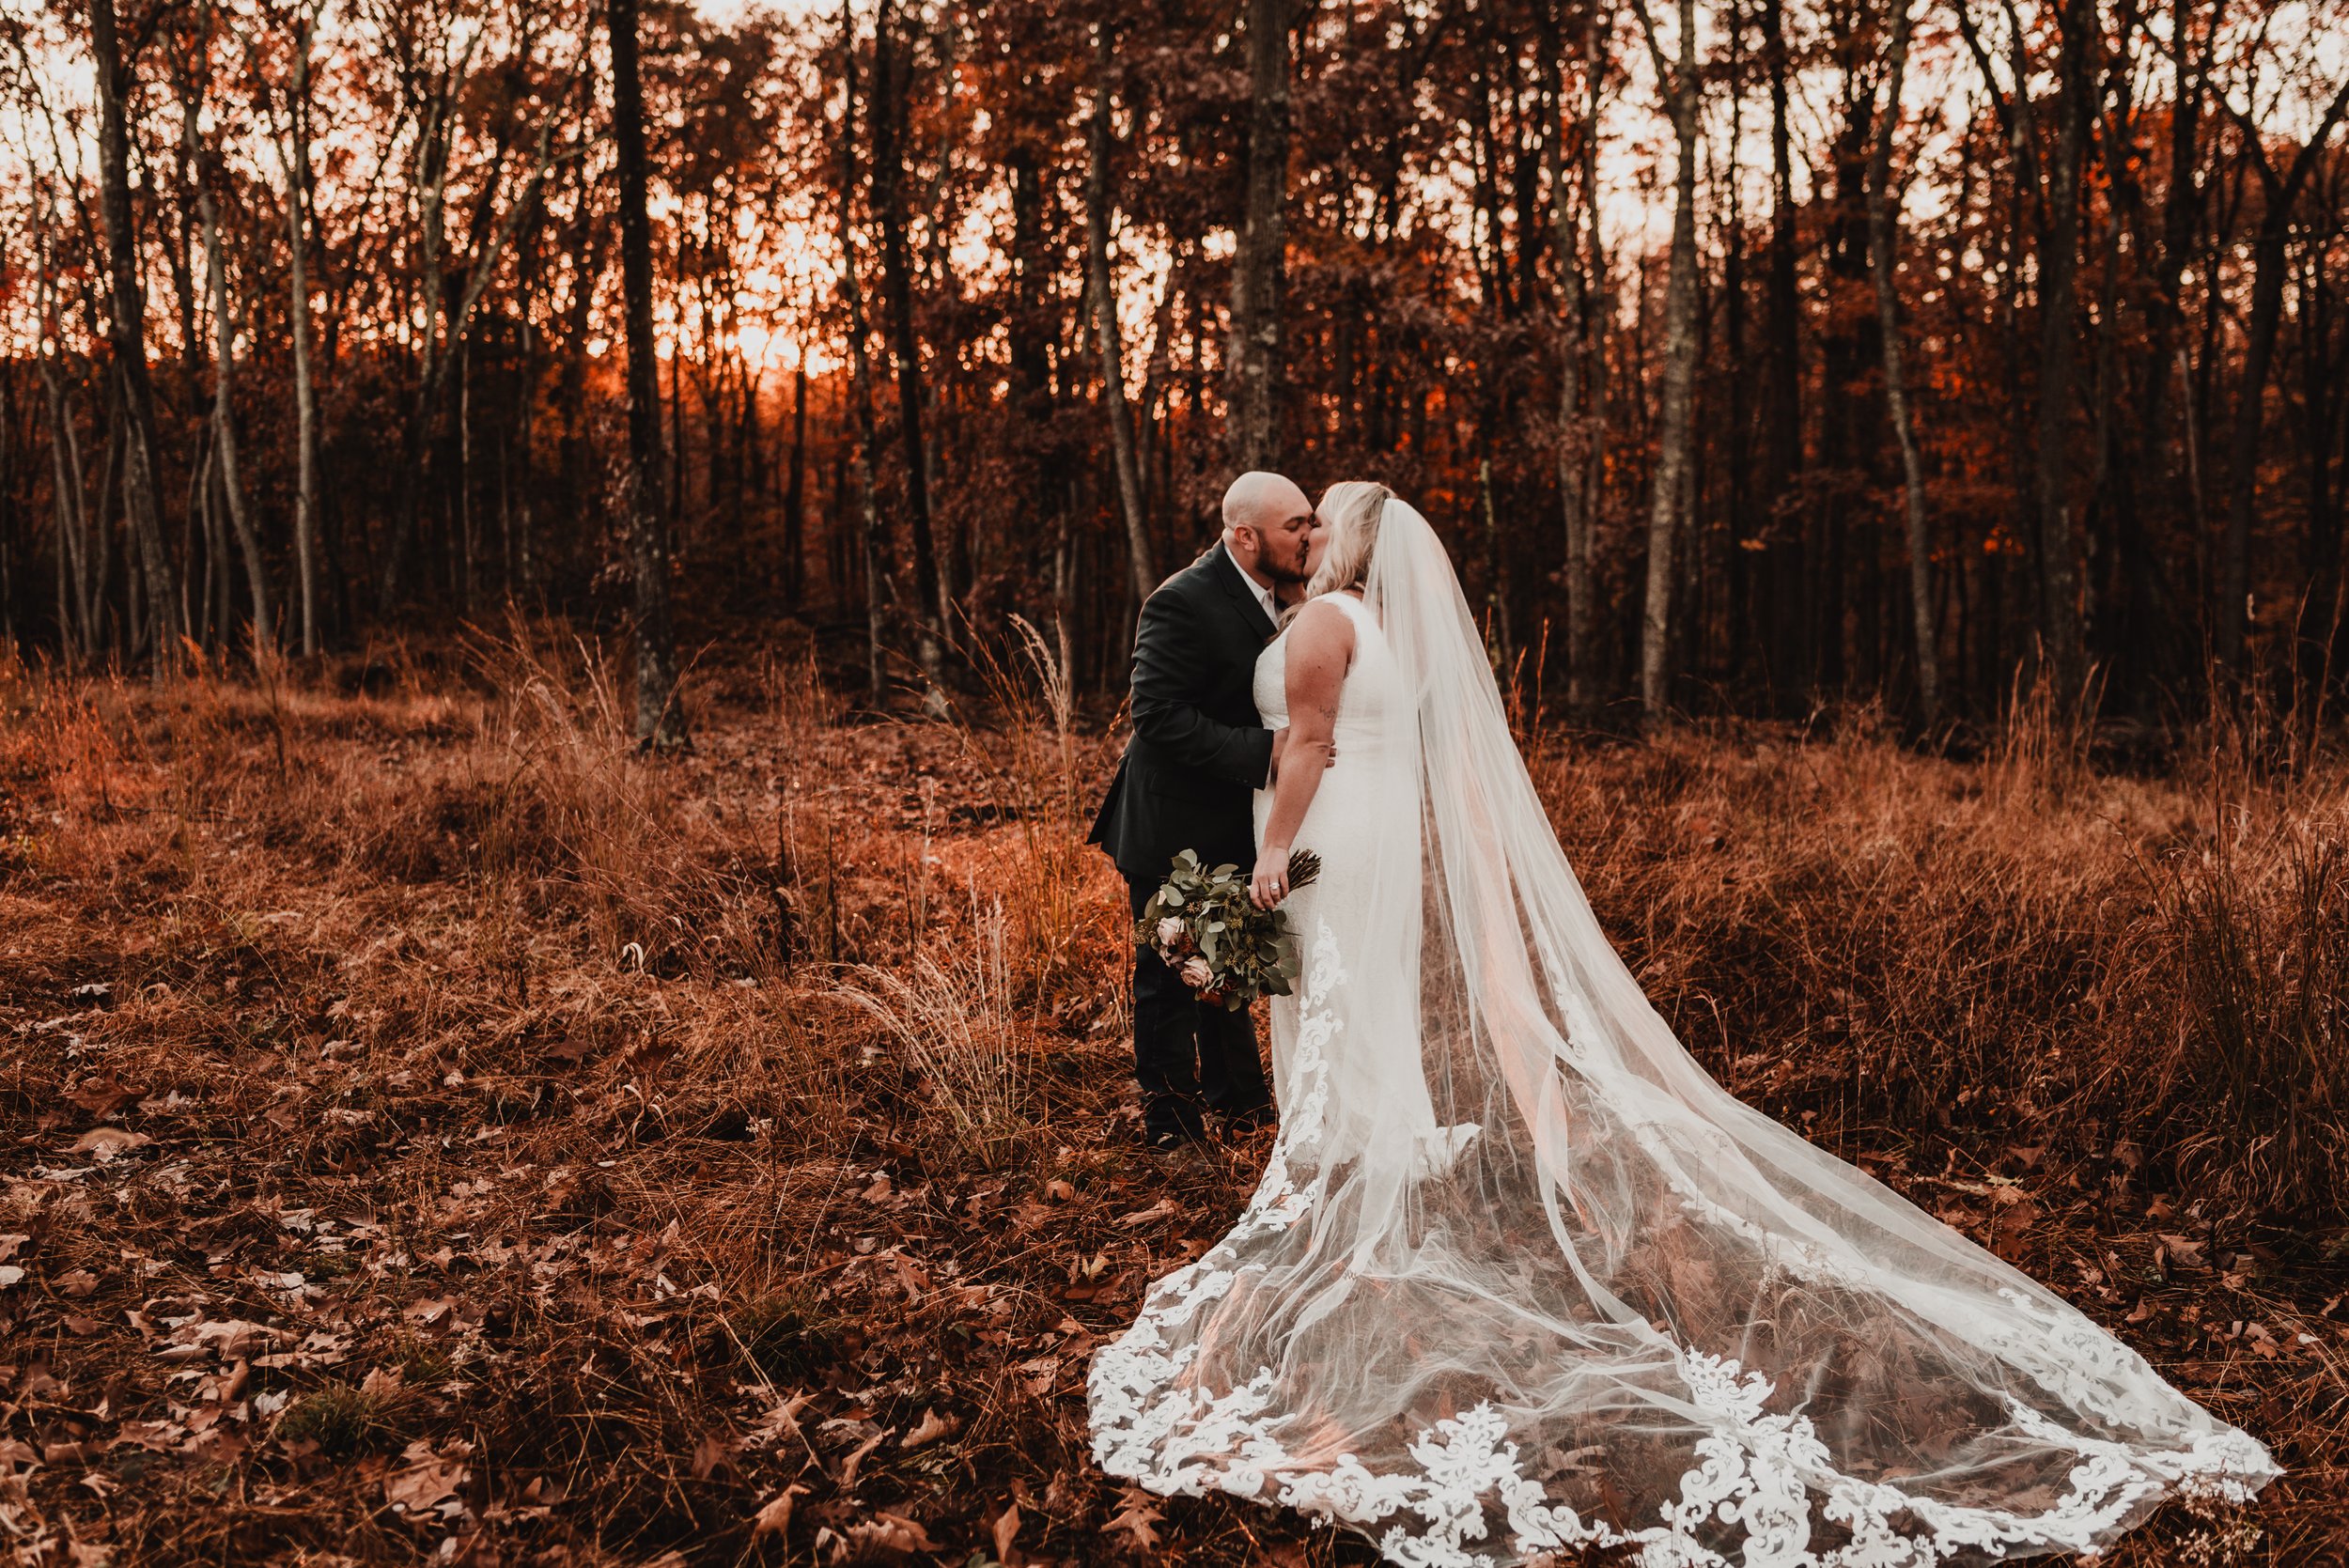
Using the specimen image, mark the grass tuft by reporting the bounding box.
[725,1287,847,1383]
[276,1379,414,1458]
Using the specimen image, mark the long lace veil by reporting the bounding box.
[1090,497,2277,1567]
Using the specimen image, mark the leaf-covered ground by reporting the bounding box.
[1,644,2342,1566]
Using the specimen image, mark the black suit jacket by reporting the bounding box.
[1088,543,1279,881]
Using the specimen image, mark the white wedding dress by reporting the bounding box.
[1088,500,2277,1567]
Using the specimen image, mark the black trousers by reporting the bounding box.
[1128,877,1270,1138]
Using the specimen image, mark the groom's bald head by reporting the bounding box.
[1221,471,1315,586]
[1222,471,1309,533]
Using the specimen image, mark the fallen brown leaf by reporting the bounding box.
[690,1430,738,1480]
[67,1077,138,1116]
[747,1389,816,1448]
[2159,1233,2209,1269]
[69,1127,150,1159]
[845,1513,938,1557]
[900,1407,955,1450]
[1014,1355,1057,1396]
[109,1421,183,1452]
[383,1443,468,1513]
[1107,1484,1164,1550]
[836,1428,889,1488]
[751,1483,808,1539]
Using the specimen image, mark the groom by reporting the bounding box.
[1089,472,1317,1152]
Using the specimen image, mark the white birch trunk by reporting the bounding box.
[1087,22,1156,607]
[1864,0,1938,722]
[200,187,274,650]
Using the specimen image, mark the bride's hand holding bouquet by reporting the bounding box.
[1138,847,1323,1011]
[1249,840,1300,909]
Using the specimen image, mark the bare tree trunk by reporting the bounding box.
[379,28,568,615]
[784,360,808,610]
[0,373,11,653]
[2025,0,2094,701]
[89,0,179,675]
[0,373,9,654]
[379,30,476,614]
[1088,21,1156,607]
[868,0,944,680]
[268,14,324,656]
[1864,0,1937,722]
[1543,2,1605,709]
[192,439,216,649]
[2215,82,2349,672]
[837,0,892,704]
[1636,0,1701,720]
[1759,0,1806,700]
[35,243,95,667]
[609,0,687,748]
[40,365,87,666]
[199,187,273,651]
[169,66,207,442]
[512,214,540,598]
[0,372,12,655]
[666,332,685,533]
[2107,0,2217,702]
[1227,0,1291,472]
[169,51,215,644]
[459,336,477,615]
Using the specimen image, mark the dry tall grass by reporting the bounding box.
[935,614,1098,1002]
[833,892,1033,1169]
[1,634,2341,1567]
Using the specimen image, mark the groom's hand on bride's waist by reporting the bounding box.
[1268,727,1337,782]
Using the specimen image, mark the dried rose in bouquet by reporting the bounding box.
[1136,847,1324,1010]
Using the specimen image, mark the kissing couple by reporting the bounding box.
[1079,471,2276,1566]
[1087,470,1323,1155]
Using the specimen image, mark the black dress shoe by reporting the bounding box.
[1146,1127,1205,1154]
[1217,1103,1277,1138]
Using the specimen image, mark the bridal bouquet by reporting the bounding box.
[1138,847,1323,1011]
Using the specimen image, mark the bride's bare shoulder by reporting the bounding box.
[1283,597,1357,673]
[1291,596,1357,638]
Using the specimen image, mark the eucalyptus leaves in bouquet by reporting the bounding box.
[1137,847,1324,1010]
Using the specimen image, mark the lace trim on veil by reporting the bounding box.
[1551,986,2230,1445]
[1088,921,2277,1568]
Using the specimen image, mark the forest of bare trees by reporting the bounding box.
[4,0,2348,735]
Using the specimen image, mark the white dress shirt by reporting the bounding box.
[1241,569,1278,627]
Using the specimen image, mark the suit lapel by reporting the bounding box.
[1208,543,1278,643]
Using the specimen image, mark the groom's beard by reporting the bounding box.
[1262,555,1313,595]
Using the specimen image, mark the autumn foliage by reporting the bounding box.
[1,0,2346,727]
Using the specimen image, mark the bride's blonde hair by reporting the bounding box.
[1308,480,1392,600]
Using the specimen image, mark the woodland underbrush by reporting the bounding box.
[0,633,2341,1566]
[1534,691,2349,1219]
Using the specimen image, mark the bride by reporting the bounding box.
[1087,482,2278,1566]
